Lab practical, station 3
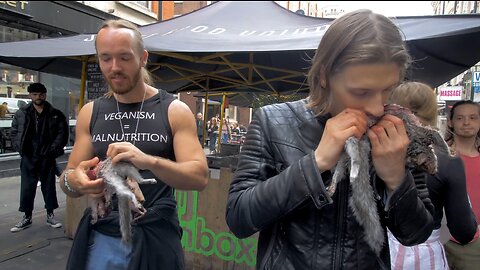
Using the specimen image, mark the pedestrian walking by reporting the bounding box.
[9,82,69,232]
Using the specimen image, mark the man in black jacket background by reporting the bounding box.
[9,82,69,232]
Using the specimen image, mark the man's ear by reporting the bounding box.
[141,50,148,67]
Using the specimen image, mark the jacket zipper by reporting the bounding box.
[333,179,348,270]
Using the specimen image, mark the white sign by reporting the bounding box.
[438,86,463,101]
[473,71,480,83]
[473,72,480,102]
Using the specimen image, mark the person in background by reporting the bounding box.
[230,122,240,135]
[221,117,230,144]
[238,124,247,134]
[196,112,205,146]
[443,100,480,269]
[388,82,477,269]
[208,116,219,154]
[9,82,69,232]
[59,19,208,270]
[0,101,9,117]
[226,10,434,269]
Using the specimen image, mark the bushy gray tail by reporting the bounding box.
[348,138,384,256]
[118,195,132,244]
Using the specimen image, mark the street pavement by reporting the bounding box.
[0,176,70,270]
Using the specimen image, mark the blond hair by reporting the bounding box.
[307,9,411,115]
[389,82,438,127]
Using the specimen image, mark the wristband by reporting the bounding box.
[64,169,77,193]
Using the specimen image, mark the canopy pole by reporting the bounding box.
[66,55,89,239]
[202,88,209,148]
[79,56,88,109]
[217,94,226,153]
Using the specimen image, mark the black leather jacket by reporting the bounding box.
[226,99,434,270]
[10,101,68,158]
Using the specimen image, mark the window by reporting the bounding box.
[134,1,151,9]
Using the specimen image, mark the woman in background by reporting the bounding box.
[207,117,219,154]
[388,82,477,269]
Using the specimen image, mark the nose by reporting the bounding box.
[111,57,121,71]
[363,95,385,118]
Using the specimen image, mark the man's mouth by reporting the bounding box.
[110,74,127,81]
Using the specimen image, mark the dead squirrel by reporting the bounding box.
[327,104,450,255]
[87,157,157,243]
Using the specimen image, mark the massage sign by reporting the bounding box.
[438,86,464,101]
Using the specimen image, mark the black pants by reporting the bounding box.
[19,156,59,214]
[198,135,203,146]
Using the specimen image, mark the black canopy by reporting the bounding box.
[0,1,479,105]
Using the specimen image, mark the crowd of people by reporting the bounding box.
[196,113,247,154]
[4,9,480,270]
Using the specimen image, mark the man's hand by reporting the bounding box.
[367,114,409,191]
[315,109,368,172]
[68,157,105,198]
[106,142,153,170]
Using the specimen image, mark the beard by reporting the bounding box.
[106,67,142,95]
[33,99,45,106]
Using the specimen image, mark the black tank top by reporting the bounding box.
[90,89,176,208]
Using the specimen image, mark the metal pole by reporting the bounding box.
[79,57,88,108]
[202,90,209,148]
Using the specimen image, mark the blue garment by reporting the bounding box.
[221,131,229,144]
[86,230,133,270]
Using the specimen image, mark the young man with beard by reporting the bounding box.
[444,100,480,269]
[60,20,209,270]
[10,82,69,232]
